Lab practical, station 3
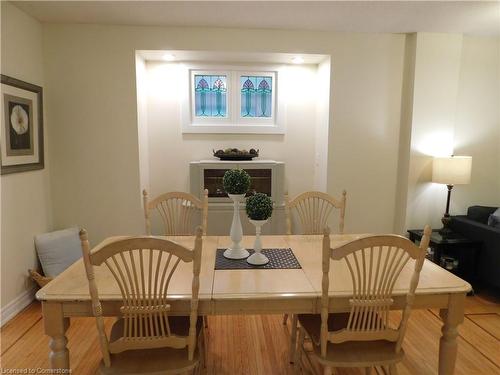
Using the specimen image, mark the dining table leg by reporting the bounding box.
[289,314,298,363]
[438,293,465,375]
[42,302,70,370]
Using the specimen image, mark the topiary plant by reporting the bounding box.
[223,168,251,195]
[246,193,273,221]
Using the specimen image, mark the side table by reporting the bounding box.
[408,229,482,287]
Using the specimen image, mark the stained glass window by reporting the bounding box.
[240,76,272,118]
[194,75,227,117]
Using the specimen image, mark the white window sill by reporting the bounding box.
[182,124,285,134]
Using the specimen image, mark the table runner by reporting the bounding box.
[215,248,301,269]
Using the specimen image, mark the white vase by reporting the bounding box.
[247,219,269,266]
[223,193,250,260]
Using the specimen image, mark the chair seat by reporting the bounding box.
[99,316,203,375]
[298,313,350,346]
[311,338,404,367]
[298,313,404,367]
[99,346,200,375]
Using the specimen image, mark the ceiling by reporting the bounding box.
[13,1,500,37]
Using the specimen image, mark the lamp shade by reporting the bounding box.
[432,156,472,185]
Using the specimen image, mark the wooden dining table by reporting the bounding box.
[36,234,471,375]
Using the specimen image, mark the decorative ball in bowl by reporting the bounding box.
[246,193,274,266]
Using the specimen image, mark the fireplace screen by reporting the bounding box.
[204,169,272,198]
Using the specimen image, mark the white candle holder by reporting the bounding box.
[247,219,269,266]
[223,193,250,259]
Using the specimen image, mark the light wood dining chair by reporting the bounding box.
[143,189,208,236]
[284,190,347,361]
[294,226,431,375]
[80,227,206,374]
[285,190,347,236]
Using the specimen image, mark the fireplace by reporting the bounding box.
[190,160,284,204]
[190,160,285,234]
[204,168,272,198]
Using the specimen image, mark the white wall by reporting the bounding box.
[0,2,52,313]
[453,36,500,213]
[144,61,319,200]
[42,24,407,243]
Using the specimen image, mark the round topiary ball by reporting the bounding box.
[223,169,251,195]
[246,193,273,221]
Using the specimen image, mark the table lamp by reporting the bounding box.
[432,155,472,235]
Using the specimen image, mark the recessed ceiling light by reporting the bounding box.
[292,56,304,64]
[162,53,176,61]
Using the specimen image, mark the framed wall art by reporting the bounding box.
[1,74,44,174]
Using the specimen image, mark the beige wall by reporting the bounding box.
[405,33,464,230]
[135,55,150,197]
[43,24,406,242]
[327,35,406,233]
[43,25,146,245]
[0,2,52,310]
[453,36,500,213]
[404,33,500,230]
[314,58,331,192]
[393,33,417,234]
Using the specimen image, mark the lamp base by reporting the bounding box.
[438,214,453,236]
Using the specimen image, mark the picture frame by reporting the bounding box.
[1,74,44,174]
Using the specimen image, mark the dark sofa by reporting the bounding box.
[450,206,500,289]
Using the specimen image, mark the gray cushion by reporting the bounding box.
[34,227,82,278]
[488,208,500,228]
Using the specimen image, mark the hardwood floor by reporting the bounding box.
[1,293,499,374]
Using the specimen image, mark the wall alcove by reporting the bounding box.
[135,50,331,235]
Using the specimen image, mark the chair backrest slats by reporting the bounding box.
[285,190,347,235]
[319,225,431,357]
[80,227,203,367]
[143,189,208,236]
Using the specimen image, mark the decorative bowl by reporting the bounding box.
[213,148,259,161]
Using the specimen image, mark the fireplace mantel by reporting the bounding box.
[194,159,282,164]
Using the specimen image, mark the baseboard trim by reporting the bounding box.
[0,287,36,327]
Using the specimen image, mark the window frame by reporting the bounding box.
[181,64,285,134]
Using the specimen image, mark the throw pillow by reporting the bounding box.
[488,208,500,228]
[34,227,82,278]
